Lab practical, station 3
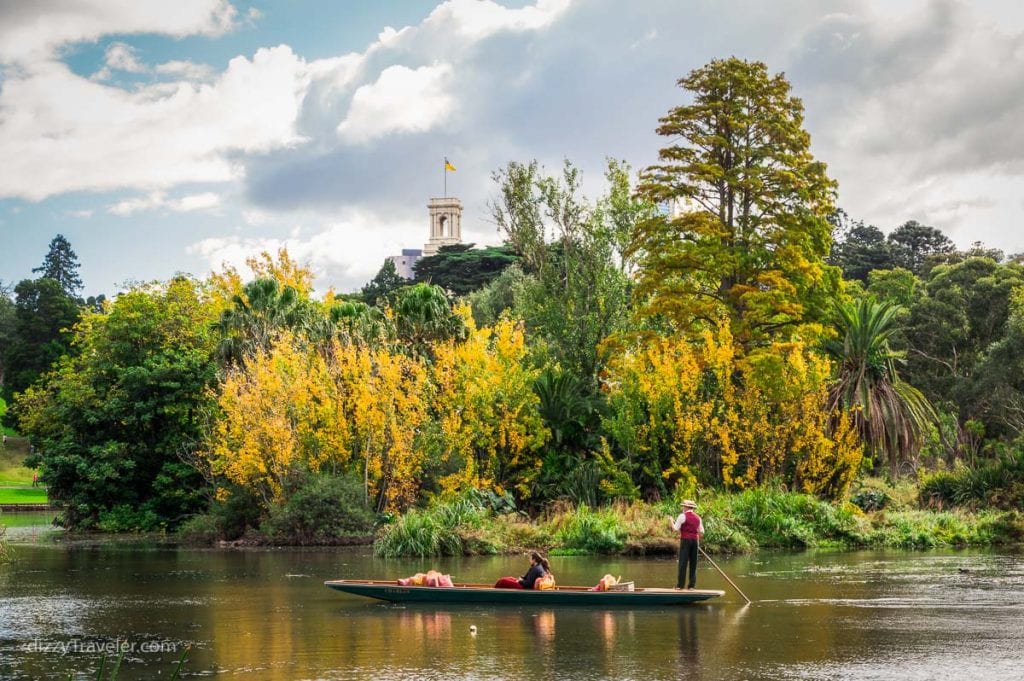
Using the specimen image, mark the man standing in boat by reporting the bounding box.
[670,499,704,590]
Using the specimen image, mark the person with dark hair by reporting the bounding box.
[494,551,551,589]
[669,499,704,589]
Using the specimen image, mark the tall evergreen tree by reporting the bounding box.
[0,281,15,387]
[2,278,80,402]
[361,259,407,307]
[630,58,840,347]
[32,234,83,297]
[831,222,895,281]
[887,221,955,276]
[413,244,519,296]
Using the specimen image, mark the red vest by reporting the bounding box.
[679,511,702,540]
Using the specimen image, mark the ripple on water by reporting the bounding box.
[0,594,98,639]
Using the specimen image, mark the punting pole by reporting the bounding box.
[700,546,752,604]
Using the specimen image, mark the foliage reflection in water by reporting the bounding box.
[0,538,1021,680]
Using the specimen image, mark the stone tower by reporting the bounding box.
[423,197,462,256]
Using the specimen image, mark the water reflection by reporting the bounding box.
[0,545,1021,679]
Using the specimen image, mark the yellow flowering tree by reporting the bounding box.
[204,333,431,514]
[431,309,549,498]
[329,340,430,512]
[205,333,348,508]
[603,324,863,500]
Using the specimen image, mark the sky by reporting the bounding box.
[1,0,1023,297]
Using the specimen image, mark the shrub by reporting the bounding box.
[264,474,374,545]
[850,488,889,512]
[919,468,959,508]
[96,505,164,532]
[920,448,1024,510]
[177,513,224,546]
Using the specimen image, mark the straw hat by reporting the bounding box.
[680,499,697,509]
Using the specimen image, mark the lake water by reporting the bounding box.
[1,513,1022,680]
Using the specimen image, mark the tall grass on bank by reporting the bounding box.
[375,492,542,558]
[373,487,1024,557]
[702,488,861,551]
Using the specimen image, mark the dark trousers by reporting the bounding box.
[677,538,699,589]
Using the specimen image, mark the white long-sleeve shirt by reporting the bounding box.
[671,510,705,535]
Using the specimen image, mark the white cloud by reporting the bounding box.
[0,0,237,64]
[104,42,146,73]
[154,60,216,81]
[0,45,316,200]
[0,0,577,203]
[336,63,455,143]
[789,0,1024,249]
[108,191,221,216]
[425,0,573,40]
[188,209,426,291]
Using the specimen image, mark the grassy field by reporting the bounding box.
[0,487,48,505]
[1,443,35,487]
[0,417,45,505]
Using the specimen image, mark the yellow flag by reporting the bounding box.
[444,158,456,172]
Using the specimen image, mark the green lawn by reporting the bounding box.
[0,487,48,505]
[1,446,35,483]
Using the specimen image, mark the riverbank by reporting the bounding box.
[13,486,1022,555]
[375,487,1024,557]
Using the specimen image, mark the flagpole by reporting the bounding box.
[444,156,447,198]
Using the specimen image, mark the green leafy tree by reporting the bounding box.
[490,158,645,383]
[973,288,1024,436]
[32,234,84,297]
[962,241,1005,263]
[865,268,919,309]
[2,278,80,403]
[826,298,937,476]
[887,221,955,276]
[361,259,407,307]
[15,277,218,530]
[530,368,603,502]
[904,257,1024,437]
[832,222,895,281]
[630,57,840,347]
[413,244,519,296]
[465,264,529,328]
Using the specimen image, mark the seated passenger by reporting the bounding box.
[494,551,551,589]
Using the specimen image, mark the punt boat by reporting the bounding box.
[324,579,724,606]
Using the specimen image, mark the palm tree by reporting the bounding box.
[214,278,311,364]
[327,300,391,346]
[394,283,465,355]
[826,297,937,477]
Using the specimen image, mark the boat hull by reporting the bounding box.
[324,580,724,606]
